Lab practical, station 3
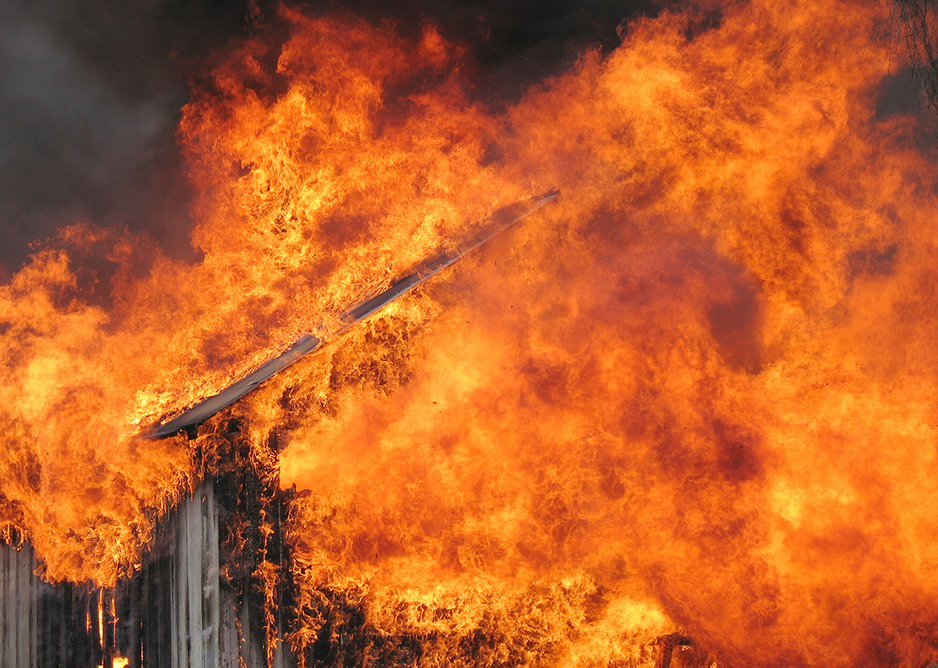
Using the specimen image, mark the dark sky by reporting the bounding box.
[0,0,657,276]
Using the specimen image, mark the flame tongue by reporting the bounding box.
[343,189,559,323]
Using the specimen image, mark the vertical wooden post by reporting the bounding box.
[203,481,221,668]
[1,541,12,668]
[1,541,8,668]
[185,487,203,668]
[217,587,239,668]
[171,507,183,668]
[29,548,37,668]
[17,544,28,668]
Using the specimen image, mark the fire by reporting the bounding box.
[1,0,937,666]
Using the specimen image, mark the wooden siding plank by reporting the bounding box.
[187,491,203,668]
[29,548,37,668]
[1,544,6,668]
[0,544,8,668]
[16,547,28,668]
[173,507,185,668]
[7,544,17,668]
[218,586,238,668]
[203,480,220,668]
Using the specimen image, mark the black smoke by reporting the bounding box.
[0,0,658,276]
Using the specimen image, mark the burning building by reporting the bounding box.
[2,0,938,666]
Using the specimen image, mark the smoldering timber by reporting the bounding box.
[147,334,322,439]
[148,189,559,439]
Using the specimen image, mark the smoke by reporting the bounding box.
[0,0,663,277]
[301,0,659,104]
[0,0,261,275]
[1,0,925,279]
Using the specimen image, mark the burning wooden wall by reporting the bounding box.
[0,537,124,668]
[118,482,288,668]
[1,416,695,667]
[121,482,228,668]
[0,419,297,668]
[117,420,296,668]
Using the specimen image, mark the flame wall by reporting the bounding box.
[2,0,938,666]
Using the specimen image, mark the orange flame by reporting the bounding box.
[1,0,938,666]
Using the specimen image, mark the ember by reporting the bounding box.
[2,0,938,666]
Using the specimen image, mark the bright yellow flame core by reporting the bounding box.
[1,0,938,666]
